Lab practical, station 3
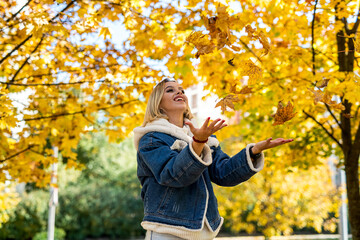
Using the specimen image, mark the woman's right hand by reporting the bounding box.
[185,117,227,142]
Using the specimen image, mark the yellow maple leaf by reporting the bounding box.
[316,78,330,88]
[215,94,240,113]
[186,31,216,58]
[230,84,253,94]
[245,25,271,56]
[239,59,263,85]
[99,27,111,40]
[272,101,297,126]
[308,88,345,111]
[238,86,254,94]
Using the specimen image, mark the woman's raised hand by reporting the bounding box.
[185,117,227,142]
[252,137,294,154]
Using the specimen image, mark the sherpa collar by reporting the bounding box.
[133,118,219,151]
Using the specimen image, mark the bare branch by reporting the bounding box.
[239,39,262,63]
[303,110,343,149]
[311,0,319,76]
[325,103,343,131]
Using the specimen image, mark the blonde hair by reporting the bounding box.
[142,78,194,126]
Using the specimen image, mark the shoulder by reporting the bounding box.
[139,131,177,149]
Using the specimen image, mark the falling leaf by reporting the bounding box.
[230,45,241,51]
[245,24,271,56]
[228,58,235,66]
[308,88,323,104]
[239,59,263,85]
[316,78,330,88]
[308,88,345,110]
[272,101,297,126]
[186,31,216,58]
[238,86,254,94]
[215,94,240,113]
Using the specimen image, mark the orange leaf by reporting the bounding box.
[215,94,239,113]
[272,101,297,126]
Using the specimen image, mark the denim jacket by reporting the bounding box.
[133,119,264,232]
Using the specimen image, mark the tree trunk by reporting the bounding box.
[336,7,360,239]
[342,101,360,240]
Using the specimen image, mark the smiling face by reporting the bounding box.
[159,81,188,116]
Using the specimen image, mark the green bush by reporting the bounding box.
[0,190,48,239]
[33,228,66,240]
[0,134,144,239]
[56,172,144,240]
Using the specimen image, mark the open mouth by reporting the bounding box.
[174,96,185,102]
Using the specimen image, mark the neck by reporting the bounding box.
[166,113,184,128]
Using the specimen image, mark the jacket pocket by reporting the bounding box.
[157,187,174,214]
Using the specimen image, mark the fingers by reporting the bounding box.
[184,121,195,132]
[201,117,211,128]
[209,118,222,128]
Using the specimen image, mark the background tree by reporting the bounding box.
[1,0,359,238]
[0,133,143,239]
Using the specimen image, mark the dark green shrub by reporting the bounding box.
[0,190,48,239]
[33,228,66,240]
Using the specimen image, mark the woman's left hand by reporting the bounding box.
[252,137,293,154]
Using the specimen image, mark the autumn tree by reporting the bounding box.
[1,0,360,239]
[181,0,360,238]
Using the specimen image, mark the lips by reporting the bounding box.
[174,95,185,102]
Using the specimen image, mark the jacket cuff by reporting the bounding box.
[188,140,213,166]
[246,143,264,172]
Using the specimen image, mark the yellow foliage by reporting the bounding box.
[0,183,20,227]
[1,0,360,234]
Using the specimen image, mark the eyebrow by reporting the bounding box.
[165,86,184,90]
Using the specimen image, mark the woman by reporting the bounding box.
[133,78,293,240]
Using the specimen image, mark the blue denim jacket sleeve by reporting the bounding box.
[138,132,209,188]
[208,144,257,187]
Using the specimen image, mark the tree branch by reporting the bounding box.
[11,63,120,83]
[2,79,108,87]
[311,0,319,76]
[0,0,76,66]
[0,35,32,66]
[239,39,262,63]
[303,110,343,149]
[0,145,34,163]
[49,0,76,23]
[7,36,44,88]
[23,99,139,121]
[5,0,32,23]
[325,103,343,131]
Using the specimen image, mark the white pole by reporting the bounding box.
[47,146,59,240]
[339,168,348,240]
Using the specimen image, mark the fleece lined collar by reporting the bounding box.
[133,118,219,151]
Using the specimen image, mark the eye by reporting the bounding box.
[166,89,174,92]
